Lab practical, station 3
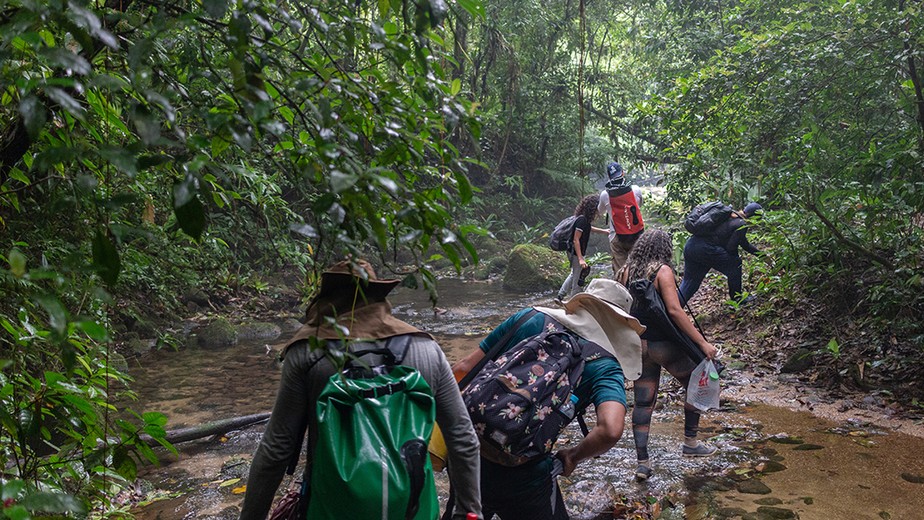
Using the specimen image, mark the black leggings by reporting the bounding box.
[632,339,701,461]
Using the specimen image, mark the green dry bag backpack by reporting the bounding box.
[306,337,438,520]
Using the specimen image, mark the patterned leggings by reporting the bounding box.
[632,339,701,461]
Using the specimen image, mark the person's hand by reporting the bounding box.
[554,448,578,477]
[579,259,588,269]
[700,341,718,359]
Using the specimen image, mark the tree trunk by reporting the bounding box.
[142,412,271,446]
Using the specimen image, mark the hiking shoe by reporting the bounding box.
[635,464,652,481]
[682,442,717,457]
[739,295,757,307]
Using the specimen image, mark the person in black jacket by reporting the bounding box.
[679,202,763,305]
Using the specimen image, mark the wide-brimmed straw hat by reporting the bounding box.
[536,278,646,380]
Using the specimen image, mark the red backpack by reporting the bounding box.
[607,185,644,235]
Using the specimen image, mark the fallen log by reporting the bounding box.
[143,412,271,446]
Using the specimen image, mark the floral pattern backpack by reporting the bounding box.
[461,326,587,466]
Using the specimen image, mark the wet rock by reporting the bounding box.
[792,444,823,451]
[801,497,813,505]
[109,352,129,373]
[474,256,507,280]
[183,288,210,307]
[900,473,924,484]
[561,480,617,518]
[198,318,238,348]
[220,457,249,479]
[768,434,803,445]
[503,244,565,292]
[237,321,282,341]
[199,506,240,520]
[758,461,787,473]
[737,479,772,495]
[131,318,158,338]
[754,497,783,506]
[127,337,154,356]
[281,318,303,332]
[755,506,797,519]
[719,507,749,518]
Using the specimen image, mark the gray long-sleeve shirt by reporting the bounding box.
[239,334,482,519]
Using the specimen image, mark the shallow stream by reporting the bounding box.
[127,277,924,519]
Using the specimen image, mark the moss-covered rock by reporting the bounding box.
[126,338,153,356]
[237,321,282,341]
[503,244,566,292]
[198,317,238,348]
[474,255,508,280]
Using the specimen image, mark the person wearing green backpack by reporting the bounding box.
[239,260,482,520]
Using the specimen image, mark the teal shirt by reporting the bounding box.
[478,307,627,409]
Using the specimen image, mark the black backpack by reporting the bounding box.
[548,215,578,252]
[684,201,733,237]
[626,275,724,374]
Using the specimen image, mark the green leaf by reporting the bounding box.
[8,248,26,278]
[131,106,161,145]
[45,87,85,120]
[75,320,108,341]
[143,411,168,427]
[18,96,47,138]
[456,0,484,18]
[92,229,121,286]
[19,491,85,513]
[99,146,138,177]
[5,505,29,520]
[174,195,206,239]
[330,170,358,193]
[1,479,25,500]
[202,0,229,19]
[40,47,91,75]
[36,295,68,338]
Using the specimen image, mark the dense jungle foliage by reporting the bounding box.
[1,0,922,516]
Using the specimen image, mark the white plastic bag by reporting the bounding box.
[687,358,720,411]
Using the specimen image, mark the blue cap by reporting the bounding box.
[743,202,763,217]
[606,162,624,181]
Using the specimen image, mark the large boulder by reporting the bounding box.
[197,317,238,348]
[503,244,566,292]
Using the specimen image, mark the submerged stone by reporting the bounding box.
[754,497,783,506]
[718,507,749,518]
[737,479,772,495]
[755,505,797,519]
[768,435,804,445]
[759,461,787,473]
[198,317,238,348]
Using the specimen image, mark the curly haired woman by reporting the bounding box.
[616,229,718,481]
[556,194,608,301]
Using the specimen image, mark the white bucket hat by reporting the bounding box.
[536,278,646,380]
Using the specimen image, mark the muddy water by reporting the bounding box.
[128,278,924,519]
